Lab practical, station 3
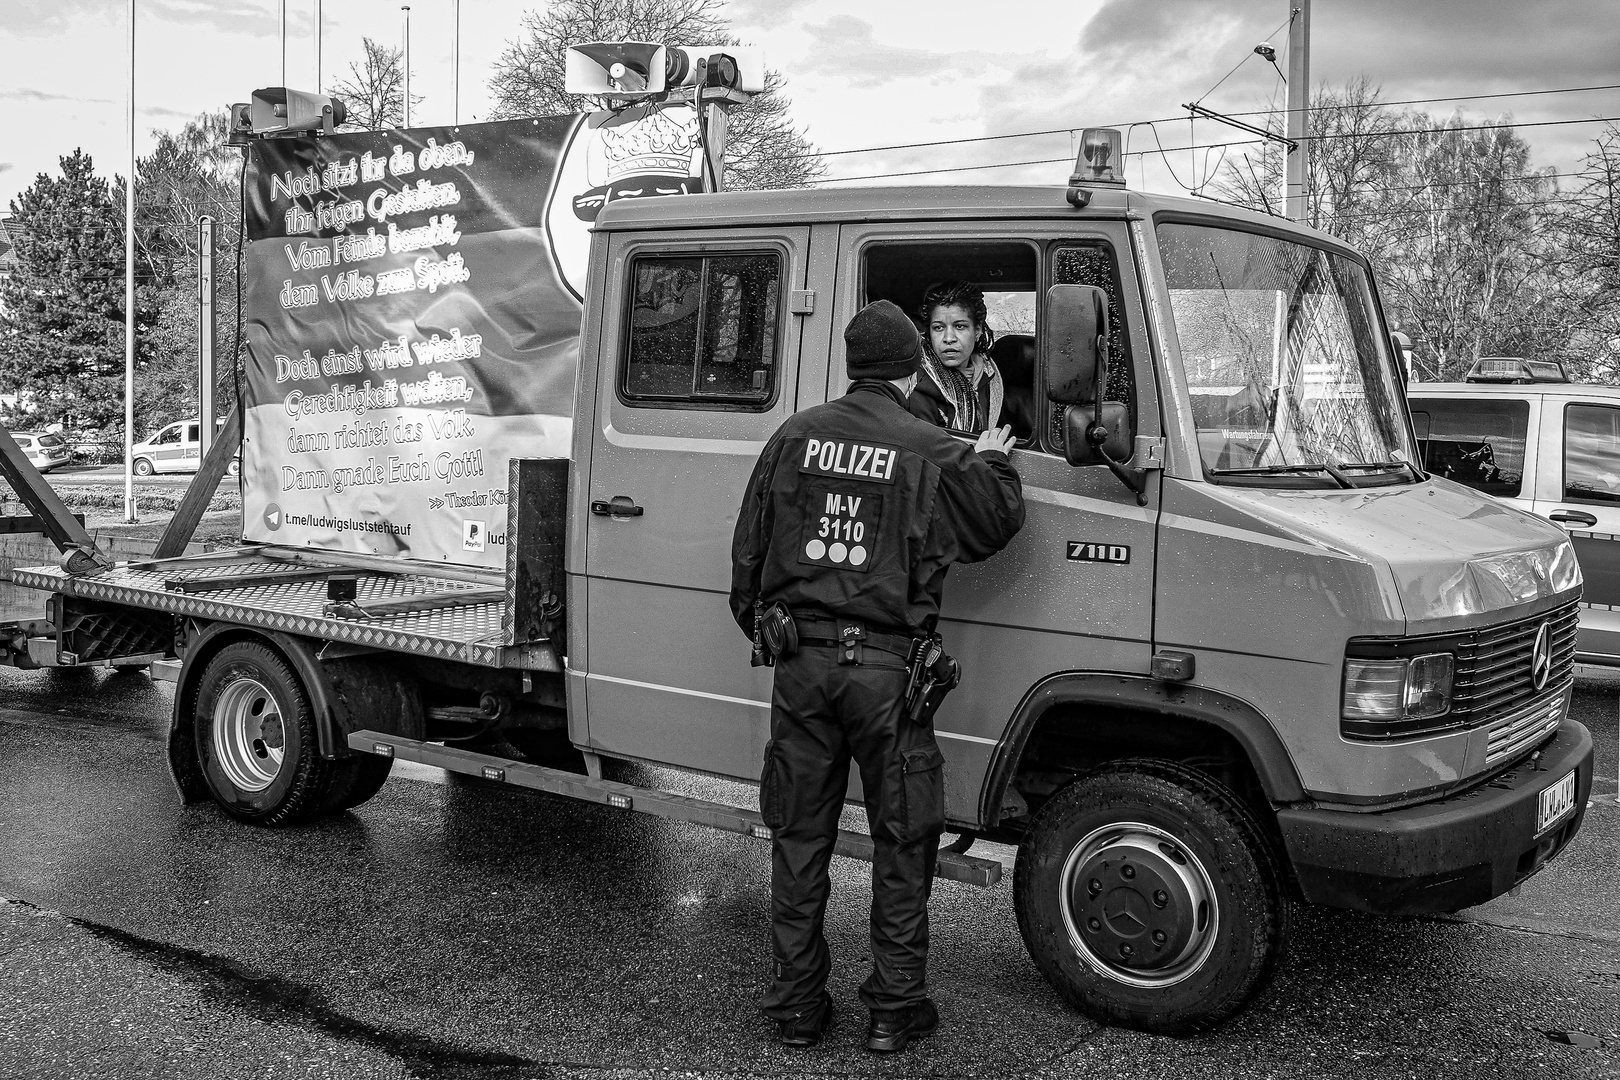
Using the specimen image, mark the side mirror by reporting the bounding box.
[1061,403,1134,468]
[1044,284,1108,405]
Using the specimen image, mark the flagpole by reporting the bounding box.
[401,5,412,126]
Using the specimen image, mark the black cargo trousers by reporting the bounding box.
[758,641,946,1019]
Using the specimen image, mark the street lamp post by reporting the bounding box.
[124,0,136,522]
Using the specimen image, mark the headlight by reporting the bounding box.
[1550,540,1582,592]
[1342,652,1454,735]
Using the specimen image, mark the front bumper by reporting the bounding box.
[1277,719,1593,916]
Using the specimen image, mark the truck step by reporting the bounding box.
[349,730,1003,888]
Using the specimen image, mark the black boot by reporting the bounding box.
[866,998,938,1052]
[776,992,832,1048]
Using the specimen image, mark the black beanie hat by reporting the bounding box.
[843,300,923,381]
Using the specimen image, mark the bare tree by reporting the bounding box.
[486,0,824,189]
[1215,77,1406,259]
[1547,122,1620,382]
[1215,83,1584,381]
[331,38,420,131]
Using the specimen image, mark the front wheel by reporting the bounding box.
[1013,760,1289,1036]
[133,457,155,476]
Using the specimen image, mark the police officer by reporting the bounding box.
[731,299,1025,1052]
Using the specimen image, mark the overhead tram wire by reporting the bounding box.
[1188,12,1296,110]
[791,81,1620,166]
[811,114,1620,185]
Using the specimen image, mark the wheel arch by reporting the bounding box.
[979,672,1306,830]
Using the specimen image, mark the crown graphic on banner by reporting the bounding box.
[597,107,699,181]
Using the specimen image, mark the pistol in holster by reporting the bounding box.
[904,634,961,725]
[752,601,798,667]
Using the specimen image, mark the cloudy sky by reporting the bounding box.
[2,0,1617,210]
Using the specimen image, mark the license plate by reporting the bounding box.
[1536,769,1577,836]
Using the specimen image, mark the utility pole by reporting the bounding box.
[1284,0,1311,221]
[401,5,412,127]
[197,217,216,463]
[279,0,287,87]
[451,0,460,125]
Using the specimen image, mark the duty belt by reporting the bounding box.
[791,611,918,665]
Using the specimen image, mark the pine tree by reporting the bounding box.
[0,150,158,434]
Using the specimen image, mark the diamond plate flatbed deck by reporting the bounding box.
[10,554,558,671]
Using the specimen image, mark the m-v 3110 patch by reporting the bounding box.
[1067,542,1130,564]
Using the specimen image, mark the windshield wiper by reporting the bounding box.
[1209,463,1355,489]
[1340,459,1423,482]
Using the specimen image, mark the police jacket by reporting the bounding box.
[730,380,1025,639]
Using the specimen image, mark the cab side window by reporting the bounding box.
[621,252,783,410]
[156,426,181,445]
[1410,398,1527,497]
[1564,404,1620,503]
[859,240,1040,440]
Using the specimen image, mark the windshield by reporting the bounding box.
[1157,221,1416,487]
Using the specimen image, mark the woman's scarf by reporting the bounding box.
[923,354,980,432]
[922,352,999,433]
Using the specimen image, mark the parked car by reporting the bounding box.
[1407,381,1620,664]
[131,419,239,476]
[8,431,73,472]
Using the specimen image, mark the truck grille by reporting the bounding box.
[1450,603,1578,727]
[1484,692,1568,766]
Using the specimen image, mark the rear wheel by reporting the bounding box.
[1013,760,1288,1036]
[194,641,382,825]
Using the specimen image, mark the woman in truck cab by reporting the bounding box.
[908,281,1005,435]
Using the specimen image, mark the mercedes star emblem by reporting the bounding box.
[1530,622,1553,692]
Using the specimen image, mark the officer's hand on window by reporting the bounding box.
[974,424,1016,456]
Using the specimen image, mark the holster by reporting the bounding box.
[905,649,961,725]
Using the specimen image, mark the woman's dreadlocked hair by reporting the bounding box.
[918,280,995,361]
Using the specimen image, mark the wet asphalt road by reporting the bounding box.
[0,666,1615,1080]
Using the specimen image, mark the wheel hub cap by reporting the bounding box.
[1059,824,1219,988]
[212,676,285,793]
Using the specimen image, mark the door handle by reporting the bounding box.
[591,495,644,518]
[1548,509,1597,528]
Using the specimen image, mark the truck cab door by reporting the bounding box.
[580,227,812,779]
[827,222,1162,822]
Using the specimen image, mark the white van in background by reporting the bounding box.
[131,419,238,477]
[1407,379,1620,665]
